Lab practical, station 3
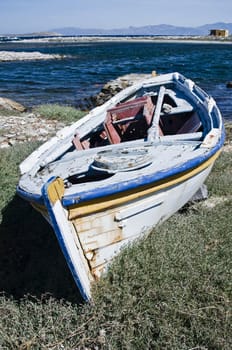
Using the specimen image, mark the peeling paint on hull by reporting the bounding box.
[36,156,217,300]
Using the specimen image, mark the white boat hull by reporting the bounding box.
[17,72,224,300]
[41,155,217,300]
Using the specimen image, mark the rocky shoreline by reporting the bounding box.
[0,51,65,62]
[0,114,65,148]
[0,96,64,148]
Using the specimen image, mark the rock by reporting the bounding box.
[0,142,10,149]
[0,51,64,62]
[226,81,232,88]
[0,97,26,112]
[8,139,17,146]
[77,72,155,109]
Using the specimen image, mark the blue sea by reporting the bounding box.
[0,40,232,120]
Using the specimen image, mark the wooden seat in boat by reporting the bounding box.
[72,133,90,150]
[160,110,202,135]
[104,96,156,144]
[177,112,202,134]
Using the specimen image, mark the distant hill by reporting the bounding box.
[0,31,60,39]
[52,22,232,36]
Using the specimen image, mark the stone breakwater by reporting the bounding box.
[0,51,64,61]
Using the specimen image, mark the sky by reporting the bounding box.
[0,0,232,34]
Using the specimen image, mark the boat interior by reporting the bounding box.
[20,83,209,195]
[17,78,218,200]
[72,86,203,152]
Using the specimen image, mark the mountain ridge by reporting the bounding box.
[51,22,232,36]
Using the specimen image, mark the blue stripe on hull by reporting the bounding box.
[62,134,225,207]
[16,128,225,209]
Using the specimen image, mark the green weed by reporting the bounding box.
[33,104,86,124]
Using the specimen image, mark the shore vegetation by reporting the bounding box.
[32,104,86,123]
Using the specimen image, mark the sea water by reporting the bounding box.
[0,40,231,120]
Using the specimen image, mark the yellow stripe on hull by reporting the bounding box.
[68,150,221,220]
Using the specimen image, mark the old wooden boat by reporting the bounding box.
[17,72,225,300]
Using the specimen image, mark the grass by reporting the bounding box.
[0,124,231,349]
[0,104,86,124]
[32,104,86,124]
